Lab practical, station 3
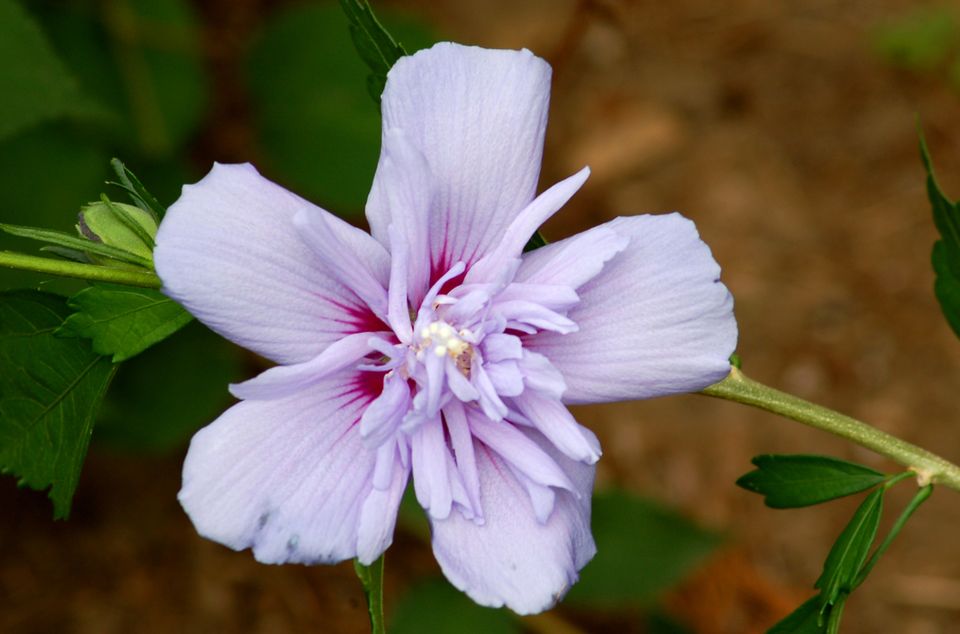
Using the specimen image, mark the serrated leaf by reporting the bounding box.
[0,223,153,269]
[57,284,192,363]
[814,488,884,610]
[565,490,722,607]
[0,0,87,141]
[0,290,115,518]
[736,454,886,508]
[339,0,407,103]
[920,134,960,339]
[390,578,520,634]
[768,595,828,634]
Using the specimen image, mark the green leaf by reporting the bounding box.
[0,0,87,141]
[854,483,933,589]
[338,0,407,103]
[57,284,192,362]
[0,223,153,269]
[736,454,886,508]
[247,4,434,213]
[390,578,520,634]
[565,490,722,607]
[768,595,827,634]
[93,321,242,452]
[0,290,115,518]
[920,133,960,339]
[814,488,884,610]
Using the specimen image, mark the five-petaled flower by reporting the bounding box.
[154,42,737,614]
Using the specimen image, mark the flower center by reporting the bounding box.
[417,320,473,376]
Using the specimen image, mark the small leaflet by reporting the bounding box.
[736,454,886,508]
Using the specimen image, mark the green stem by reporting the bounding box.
[702,367,960,492]
[0,251,161,288]
[854,484,934,587]
[353,556,386,634]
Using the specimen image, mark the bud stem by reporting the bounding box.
[0,250,161,288]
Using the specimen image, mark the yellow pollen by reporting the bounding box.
[434,345,448,357]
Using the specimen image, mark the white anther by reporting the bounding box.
[419,327,431,341]
[434,345,448,357]
[428,322,440,335]
[438,323,453,338]
[447,339,468,355]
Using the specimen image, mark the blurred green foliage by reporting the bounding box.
[93,321,243,452]
[390,578,521,634]
[247,3,434,213]
[392,488,720,630]
[566,490,722,608]
[0,0,91,141]
[871,6,960,90]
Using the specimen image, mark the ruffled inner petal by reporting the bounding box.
[509,390,601,464]
[229,332,381,400]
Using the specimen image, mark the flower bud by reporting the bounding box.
[77,201,157,263]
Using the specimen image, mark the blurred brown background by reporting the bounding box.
[3,0,960,632]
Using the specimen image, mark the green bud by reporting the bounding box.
[77,200,157,265]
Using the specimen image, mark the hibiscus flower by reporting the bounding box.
[154,42,737,614]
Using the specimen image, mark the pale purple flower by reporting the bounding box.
[153,42,737,614]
